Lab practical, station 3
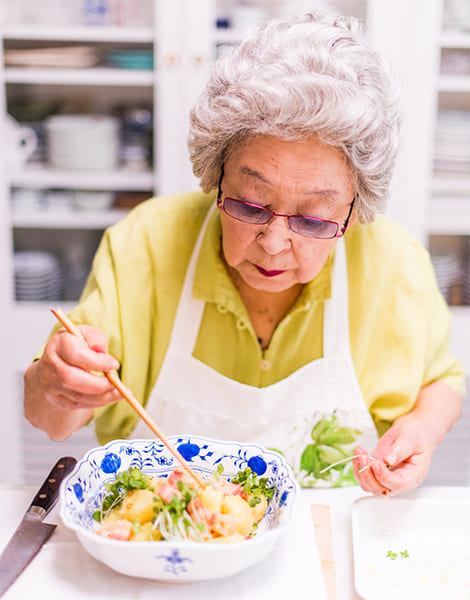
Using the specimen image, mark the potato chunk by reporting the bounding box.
[119,489,155,524]
[199,486,224,514]
[130,522,162,542]
[221,495,255,536]
[250,494,268,522]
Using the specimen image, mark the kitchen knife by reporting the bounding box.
[0,456,77,597]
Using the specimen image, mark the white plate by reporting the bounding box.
[4,46,100,68]
[352,495,470,599]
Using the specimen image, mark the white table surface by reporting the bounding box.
[0,484,467,599]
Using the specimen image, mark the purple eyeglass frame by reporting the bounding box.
[216,176,355,240]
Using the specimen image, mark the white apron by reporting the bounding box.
[132,208,378,487]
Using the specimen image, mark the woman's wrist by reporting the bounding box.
[406,381,462,447]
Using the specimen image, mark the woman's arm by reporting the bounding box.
[353,381,463,495]
[24,325,122,442]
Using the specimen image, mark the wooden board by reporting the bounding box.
[310,504,337,600]
[310,504,363,599]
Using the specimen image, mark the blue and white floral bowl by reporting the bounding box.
[60,436,299,582]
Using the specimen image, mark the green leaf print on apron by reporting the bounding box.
[300,413,362,487]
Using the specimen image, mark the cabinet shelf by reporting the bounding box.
[450,306,470,374]
[4,66,155,86]
[428,196,470,235]
[440,31,470,48]
[1,25,154,43]
[437,75,470,92]
[12,208,129,230]
[10,164,155,191]
[431,176,470,196]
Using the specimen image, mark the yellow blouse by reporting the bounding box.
[61,191,464,444]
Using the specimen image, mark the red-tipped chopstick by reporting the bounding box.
[50,308,205,488]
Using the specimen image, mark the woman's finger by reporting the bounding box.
[353,447,391,496]
[53,328,120,373]
[47,387,122,411]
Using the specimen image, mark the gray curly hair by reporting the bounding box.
[188,12,401,223]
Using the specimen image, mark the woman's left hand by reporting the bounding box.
[353,382,463,496]
[352,416,436,496]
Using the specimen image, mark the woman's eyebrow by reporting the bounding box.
[302,189,339,198]
[239,165,270,183]
[239,165,340,201]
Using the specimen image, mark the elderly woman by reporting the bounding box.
[24,13,464,496]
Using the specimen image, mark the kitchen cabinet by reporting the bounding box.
[0,0,467,483]
[427,0,470,374]
[367,0,470,375]
[0,0,215,481]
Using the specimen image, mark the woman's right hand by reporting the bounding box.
[24,325,123,440]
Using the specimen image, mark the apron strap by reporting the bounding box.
[166,204,215,354]
[322,237,352,359]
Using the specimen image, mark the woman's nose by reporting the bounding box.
[256,216,292,254]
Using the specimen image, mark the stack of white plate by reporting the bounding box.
[431,254,462,303]
[14,251,64,301]
[10,188,45,214]
[45,115,120,171]
[73,190,114,211]
[434,111,470,174]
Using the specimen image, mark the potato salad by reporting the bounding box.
[93,465,273,543]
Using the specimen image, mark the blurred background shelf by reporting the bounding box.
[429,196,470,235]
[1,25,155,43]
[10,164,155,190]
[432,176,470,195]
[438,75,470,92]
[448,307,470,379]
[12,208,129,229]
[4,66,155,86]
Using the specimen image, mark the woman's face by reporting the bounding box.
[219,135,356,294]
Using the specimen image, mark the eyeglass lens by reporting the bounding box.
[223,197,339,239]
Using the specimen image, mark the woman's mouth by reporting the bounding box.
[254,265,286,277]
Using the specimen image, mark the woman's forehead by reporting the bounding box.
[227,135,348,169]
[224,135,354,196]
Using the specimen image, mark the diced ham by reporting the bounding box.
[168,468,196,489]
[213,478,246,499]
[153,479,181,503]
[187,496,213,525]
[95,519,132,541]
[211,513,237,537]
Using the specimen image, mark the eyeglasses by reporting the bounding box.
[217,182,355,240]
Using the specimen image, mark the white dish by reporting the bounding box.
[73,190,114,211]
[14,250,60,269]
[45,115,120,171]
[352,495,470,599]
[5,46,100,68]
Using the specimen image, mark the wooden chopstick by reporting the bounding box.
[50,308,205,488]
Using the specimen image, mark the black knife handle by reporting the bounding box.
[27,456,77,517]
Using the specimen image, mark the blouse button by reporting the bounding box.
[236,318,246,330]
[217,304,228,313]
[260,359,271,371]
[303,300,311,310]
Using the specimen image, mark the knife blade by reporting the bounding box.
[0,456,77,597]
